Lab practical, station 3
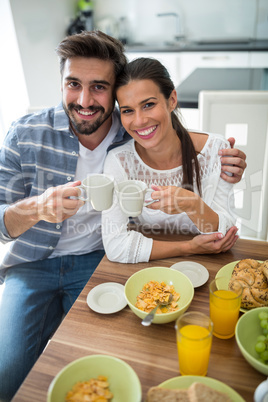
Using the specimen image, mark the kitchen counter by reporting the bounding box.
[125,39,268,53]
[176,67,268,108]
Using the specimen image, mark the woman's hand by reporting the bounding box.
[146,185,198,215]
[146,184,219,233]
[189,226,239,254]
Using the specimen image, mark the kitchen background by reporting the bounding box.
[0,0,268,139]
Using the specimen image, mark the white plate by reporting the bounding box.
[170,261,209,288]
[87,282,127,314]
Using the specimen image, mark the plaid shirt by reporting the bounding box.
[0,103,128,272]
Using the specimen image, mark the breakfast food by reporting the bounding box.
[228,259,268,309]
[135,280,180,313]
[65,375,113,401]
[146,382,232,401]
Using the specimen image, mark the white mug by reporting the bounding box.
[77,174,114,211]
[115,180,155,217]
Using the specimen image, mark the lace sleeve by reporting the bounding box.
[102,150,153,263]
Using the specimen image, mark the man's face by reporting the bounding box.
[61,57,116,136]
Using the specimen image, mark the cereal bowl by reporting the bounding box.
[47,354,142,402]
[124,266,194,324]
[235,307,268,375]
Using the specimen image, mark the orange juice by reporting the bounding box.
[177,324,212,376]
[210,289,241,339]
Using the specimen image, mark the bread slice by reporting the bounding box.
[146,386,190,401]
[188,382,232,402]
[146,382,232,402]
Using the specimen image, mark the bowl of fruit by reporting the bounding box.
[235,307,268,375]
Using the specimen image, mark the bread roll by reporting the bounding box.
[228,259,268,309]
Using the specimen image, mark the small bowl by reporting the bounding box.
[124,266,194,324]
[235,307,268,375]
[47,354,142,402]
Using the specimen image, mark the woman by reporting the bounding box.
[102,57,238,263]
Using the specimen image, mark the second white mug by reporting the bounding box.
[115,180,154,217]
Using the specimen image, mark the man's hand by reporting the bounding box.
[4,181,84,238]
[37,181,84,223]
[219,137,247,183]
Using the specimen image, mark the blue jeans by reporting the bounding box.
[0,250,104,401]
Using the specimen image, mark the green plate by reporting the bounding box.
[215,261,263,313]
[159,375,245,401]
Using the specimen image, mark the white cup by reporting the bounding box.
[77,174,114,211]
[115,180,155,217]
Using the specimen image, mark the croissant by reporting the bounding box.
[228,259,268,309]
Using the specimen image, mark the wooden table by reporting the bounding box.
[13,237,268,401]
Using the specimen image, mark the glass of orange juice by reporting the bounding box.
[175,311,213,376]
[209,277,242,339]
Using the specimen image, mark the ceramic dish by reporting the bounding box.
[158,375,245,401]
[124,267,194,324]
[87,282,127,314]
[236,307,268,376]
[47,354,142,402]
[170,261,209,288]
[215,260,263,313]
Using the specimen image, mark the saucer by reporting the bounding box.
[170,261,209,288]
[87,282,127,314]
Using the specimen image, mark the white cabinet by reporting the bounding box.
[177,51,250,84]
[126,51,251,87]
[249,52,268,67]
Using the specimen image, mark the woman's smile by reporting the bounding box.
[135,125,157,139]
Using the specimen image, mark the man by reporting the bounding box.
[0,30,246,401]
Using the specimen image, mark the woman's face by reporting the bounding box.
[116,79,177,150]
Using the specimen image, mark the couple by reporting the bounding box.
[0,30,245,400]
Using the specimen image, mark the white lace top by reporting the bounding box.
[102,133,235,263]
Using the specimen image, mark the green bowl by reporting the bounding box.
[235,307,268,375]
[124,266,194,324]
[47,354,142,402]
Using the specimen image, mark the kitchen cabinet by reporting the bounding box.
[177,51,250,84]
[249,52,268,67]
[126,50,253,87]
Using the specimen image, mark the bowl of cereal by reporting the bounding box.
[47,354,142,402]
[124,266,194,324]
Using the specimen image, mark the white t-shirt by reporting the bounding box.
[50,113,120,257]
[102,133,236,263]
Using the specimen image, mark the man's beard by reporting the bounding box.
[63,103,113,135]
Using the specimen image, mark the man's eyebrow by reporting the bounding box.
[64,76,111,86]
[90,80,112,86]
[120,97,157,109]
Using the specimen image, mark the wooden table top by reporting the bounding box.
[13,237,268,402]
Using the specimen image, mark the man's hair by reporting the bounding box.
[55,30,127,78]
